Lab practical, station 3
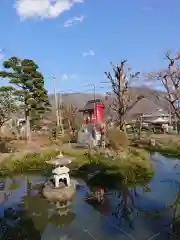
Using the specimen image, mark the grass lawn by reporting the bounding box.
[132,133,180,158]
[64,146,153,187]
[0,145,154,188]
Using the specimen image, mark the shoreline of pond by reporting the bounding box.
[0,147,154,187]
[132,139,180,159]
[0,154,179,240]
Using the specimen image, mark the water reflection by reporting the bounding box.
[49,206,75,226]
[83,155,180,239]
[0,176,77,239]
[0,206,41,239]
[112,184,138,229]
[0,153,179,239]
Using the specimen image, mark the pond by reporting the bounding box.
[0,153,179,240]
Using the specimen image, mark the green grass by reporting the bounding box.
[131,135,180,159]
[135,139,180,158]
[0,147,88,177]
[0,148,59,177]
[67,147,154,188]
[154,143,180,158]
[0,146,154,187]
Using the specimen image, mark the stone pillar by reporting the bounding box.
[54,174,60,188]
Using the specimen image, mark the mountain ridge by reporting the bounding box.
[49,87,169,120]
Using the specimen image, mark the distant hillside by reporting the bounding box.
[49,87,169,120]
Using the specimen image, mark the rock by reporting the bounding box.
[149,139,156,146]
[42,179,76,202]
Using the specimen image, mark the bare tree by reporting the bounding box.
[59,103,81,129]
[149,51,180,121]
[63,103,77,128]
[104,61,144,130]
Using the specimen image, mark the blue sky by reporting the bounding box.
[0,0,180,94]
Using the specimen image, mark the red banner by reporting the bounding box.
[92,104,104,122]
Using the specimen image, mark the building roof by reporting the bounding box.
[127,98,169,120]
[79,99,104,112]
[143,110,169,117]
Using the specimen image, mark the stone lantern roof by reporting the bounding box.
[52,166,70,175]
[46,152,75,166]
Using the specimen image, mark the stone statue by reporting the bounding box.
[42,152,76,202]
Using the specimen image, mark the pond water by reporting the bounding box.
[0,153,179,240]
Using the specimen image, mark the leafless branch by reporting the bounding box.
[105,61,144,129]
[149,51,180,121]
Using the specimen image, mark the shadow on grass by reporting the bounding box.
[71,161,153,189]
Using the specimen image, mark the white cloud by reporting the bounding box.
[62,73,76,81]
[82,50,95,57]
[64,15,85,28]
[15,0,84,19]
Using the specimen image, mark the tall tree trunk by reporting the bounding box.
[119,114,126,133]
[119,116,124,131]
[26,115,31,141]
[0,126,4,135]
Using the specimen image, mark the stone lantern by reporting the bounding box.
[46,151,75,188]
[42,152,76,202]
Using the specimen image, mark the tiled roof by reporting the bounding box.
[80,99,104,111]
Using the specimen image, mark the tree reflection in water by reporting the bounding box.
[113,179,180,238]
[113,181,180,236]
[0,179,10,205]
[112,180,141,229]
[0,207,41,239]
[161,178,180,239]
[85,182,151,230]
[170,192,180,239]
[0,178,47,239]
[0,172,179,239]
[86,178,180,236]
[0,177,76,239]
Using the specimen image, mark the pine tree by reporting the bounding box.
[0,56,51,139]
